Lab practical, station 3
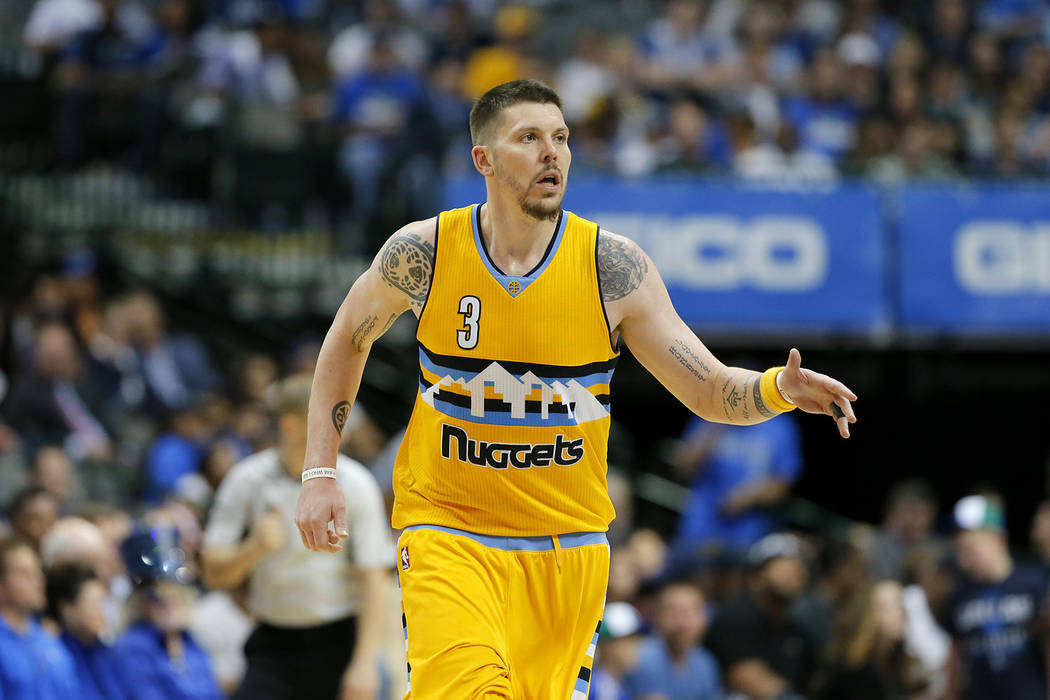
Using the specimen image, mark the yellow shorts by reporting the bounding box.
[396,525,610,699]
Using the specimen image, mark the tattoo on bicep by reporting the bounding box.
[351,314,378,352]
[598,232,648,301]
[668,339,711,383]
[380,231,434,307]
[751,376,776,418]
[331,401,351,435]
[350,312,399,352]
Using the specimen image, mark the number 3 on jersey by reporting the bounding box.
[457,295,480,350]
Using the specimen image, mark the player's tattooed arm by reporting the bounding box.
[379,230,434,312]
[350,311,399,352]
[597,231,648,302]
[331,401,351,435]
[715,370,776,423]
[668,338,712,384]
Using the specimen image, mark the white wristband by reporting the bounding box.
[775,370,795,405]
[301,467,337,483]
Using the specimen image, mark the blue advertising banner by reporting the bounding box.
[898,186,1050,334]
[446,177,887,333]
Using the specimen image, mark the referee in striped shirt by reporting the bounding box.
[202,375,393,699]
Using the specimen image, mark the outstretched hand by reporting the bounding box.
[295,477,349,552]
[778,348,857,438]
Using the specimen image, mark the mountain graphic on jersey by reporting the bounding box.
[420,361,609,426]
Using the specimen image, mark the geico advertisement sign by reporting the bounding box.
[953,221,1050,295]
[593,214,828,292]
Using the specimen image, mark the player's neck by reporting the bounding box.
[478,199,558,275]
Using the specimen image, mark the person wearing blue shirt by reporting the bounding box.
[671,409,802,563]
[623,580,723,700]
[46,564,127,700]
[591,601,646,700]
[110,529,223,700]
[0,537,78,700]
[943,495,1050,700]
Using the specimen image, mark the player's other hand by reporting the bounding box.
[295,476,349,552]
[778,348,857,439]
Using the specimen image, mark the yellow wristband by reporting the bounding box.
[760,367,796,413]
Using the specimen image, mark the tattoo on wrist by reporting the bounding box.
[751,376,776,418]
[721,376,744,420]
[331,401,351,435]
[380,231,434,308]
[598,232,648,301]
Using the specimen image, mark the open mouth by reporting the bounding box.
[535,171,561,190]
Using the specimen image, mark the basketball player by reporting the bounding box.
[296,79,857,699]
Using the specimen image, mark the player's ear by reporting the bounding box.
[472,144,494,177]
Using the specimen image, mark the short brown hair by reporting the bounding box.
[0,537,34,579]
[272,374,313,417]
[469,79,563,145]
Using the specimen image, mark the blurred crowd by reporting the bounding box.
[3,256,1050,700]
[6,0,1050,244]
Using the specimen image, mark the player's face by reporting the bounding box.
[489,102,570,222]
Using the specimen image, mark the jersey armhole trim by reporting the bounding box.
[416,215,440,328]
[595,225,618,355]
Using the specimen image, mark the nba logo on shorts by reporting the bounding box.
[401,546,410,570]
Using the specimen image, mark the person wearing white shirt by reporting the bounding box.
[202,375,393,700]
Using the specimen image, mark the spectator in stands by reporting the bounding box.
[122,290,221,417]
[39,516,131,634]
[0,537,78,698]
[670,408,802,562]
[591,601,645,700]
[45,564,127,700]
[327,0,428,80]
[623,579,722,700]
[22,0,152,67]
[781,47,857,163]
[112,527,223,700]
[31,445,82,510]
[637,0,738,95]
[706,533,823,700]
[461,3,538,99]
[655,98,722,173]
[202,374,392,700]
[332,38,424,249]
[943,494,1050,700]
[2,321,113,461]
[143,402,208,504]
[867,478,940,581]
[816,580,926,700]
[794,537,869,649]
[6,487,60,552]
[900,542,952,699]
[1029,499,1050,565]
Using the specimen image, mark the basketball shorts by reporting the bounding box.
[396,525,610,699]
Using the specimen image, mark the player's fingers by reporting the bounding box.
[833,395,857,423]
[787,347,802,372]
[333,504,349,540]
[828,401,850,438]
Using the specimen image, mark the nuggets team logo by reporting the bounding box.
[400,546,410,570]
[507,280,522,296]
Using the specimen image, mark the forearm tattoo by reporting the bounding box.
[380,231,434,310]
[750,375,776,418]
[669,338,711,383]
[331,401,351,435]
[598,232,648,301]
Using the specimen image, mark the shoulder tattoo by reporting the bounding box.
[597,232,648,302]
[380,231,434,308]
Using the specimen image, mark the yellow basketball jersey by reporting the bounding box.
[390,204,619,536]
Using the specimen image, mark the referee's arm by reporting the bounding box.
[296,220,435,552]
[599,230,856,438]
